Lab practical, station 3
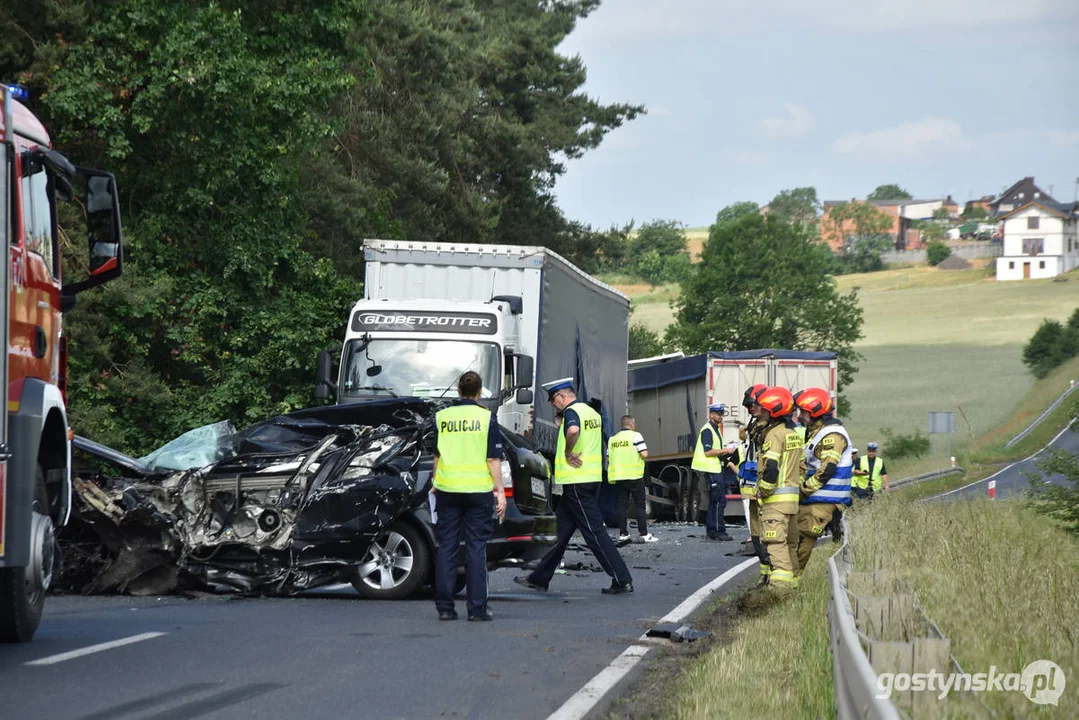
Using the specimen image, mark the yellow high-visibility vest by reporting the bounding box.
[608,430,645,482]
[858,456,884,491]
[555,402,603,484]
[434,404,494,493]
[691,422,723,473]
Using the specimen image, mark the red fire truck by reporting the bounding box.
[0,83,124,642]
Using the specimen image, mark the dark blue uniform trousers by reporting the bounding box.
[434,490,494,615]
[527,482,632,588]
[705,472,728,537]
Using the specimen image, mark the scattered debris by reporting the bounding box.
[646,623,709,643]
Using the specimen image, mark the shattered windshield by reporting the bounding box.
[341,339,500,400]
[138,420,238,472]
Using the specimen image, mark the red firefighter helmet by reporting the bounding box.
[757,386,795,419]
[742,383,768,408]
[793,387,833,419]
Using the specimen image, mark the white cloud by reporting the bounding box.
[832,117,970,161]
[1047,130,1079,149]
[758,103,813,137]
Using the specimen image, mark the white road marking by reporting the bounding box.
[546,645,650,720]
[659,558,757,624]
[25,631,167,666]
[931,424,1071,500]
[546,557,758,720]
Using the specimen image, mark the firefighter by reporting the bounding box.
[693,403,737,541]
[608,415,656,543]
[793,388,852,578]
[515,378,634,595]
[432,371,507,621]
[754,386,805,594]
[738,384,771,584]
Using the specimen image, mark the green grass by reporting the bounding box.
[850,496,1079,717]
[660,566,834,719]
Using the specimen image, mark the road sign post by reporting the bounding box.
[928,412,956,471]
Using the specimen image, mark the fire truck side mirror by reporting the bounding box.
[60,167,124,302]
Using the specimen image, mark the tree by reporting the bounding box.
[926,241,951,266]
[823,201,895,273]
[932,207,950,220]
[667,213,864,413]
[713,201,760,227]
[630,220,689,284]
[1028,448,1079,535]
[768,187,820,226]
[1022,319,1066,378]
[961,205,990,220]
[629,323,667,360]
[867,184,912,201]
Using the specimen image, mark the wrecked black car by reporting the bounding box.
[58,399,556,600]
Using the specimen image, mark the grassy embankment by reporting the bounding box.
[609,261,1079,481]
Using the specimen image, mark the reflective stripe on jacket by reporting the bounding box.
[434,404,494,492]
[555,401,603,484]
[608,430,645,482]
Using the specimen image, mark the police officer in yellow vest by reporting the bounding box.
[853,441,888,500]
[693,403,738,541]
[515,378,634,595]
[755,386,805,594]
[432,371,507,622]
[608,415,657,543]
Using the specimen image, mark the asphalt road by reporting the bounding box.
[0,523,748,720]
[936,422,1077,501]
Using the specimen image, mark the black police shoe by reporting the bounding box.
[715,533,734,542]
[513,575,548,592]
[468,609,494,622]
[601,581,634,595]
[438,610,458,621]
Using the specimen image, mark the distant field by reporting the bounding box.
[617,262,1079,475]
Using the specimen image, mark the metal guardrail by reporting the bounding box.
[1005,381,1079,448]
[827,518,902,720]
[889,465,964,490]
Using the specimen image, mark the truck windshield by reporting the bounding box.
[341,339,501,399]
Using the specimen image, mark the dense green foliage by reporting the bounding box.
[1029,447,1079,535]
[926,241,952,266]
[627,220,691,285]
[961,204,990,220]
[1023,310,1079,379]
[2,0,640,453]
[767,187,820,226]
[866,184,912,201]
[877,427,931,459]
[628,323,667,360]
[668,210,864,414]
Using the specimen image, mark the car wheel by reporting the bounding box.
[0,466,53,643]
[351,521,430,600]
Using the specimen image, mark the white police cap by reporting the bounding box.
[541,377,575,399]
[852,447,860,454]
[708,403,726,413]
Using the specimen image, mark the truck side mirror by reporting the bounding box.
[60,167,124,300]
[513,353,534,390]
[315,349,336,400]
[515,388,534,405]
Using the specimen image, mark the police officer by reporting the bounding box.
[793,388,852,578]
[755,386,805,594]
[608,415,657,543]
[432,371,507,621]
[693,403,737,541]
[738,384,771,583]
[859,442,889,499]
[515,378,634,595]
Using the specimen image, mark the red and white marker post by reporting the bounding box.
[988,479,997,499]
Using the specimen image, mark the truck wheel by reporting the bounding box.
[351,521,430,600]
[0,466,53,643]
[688,474,702,524]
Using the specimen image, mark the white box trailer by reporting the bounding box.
[627,350,837,522]
[328,240,630,456]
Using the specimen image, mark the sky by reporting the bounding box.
[552,0,1079,229]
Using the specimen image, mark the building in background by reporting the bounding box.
[995,200,1079,280]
